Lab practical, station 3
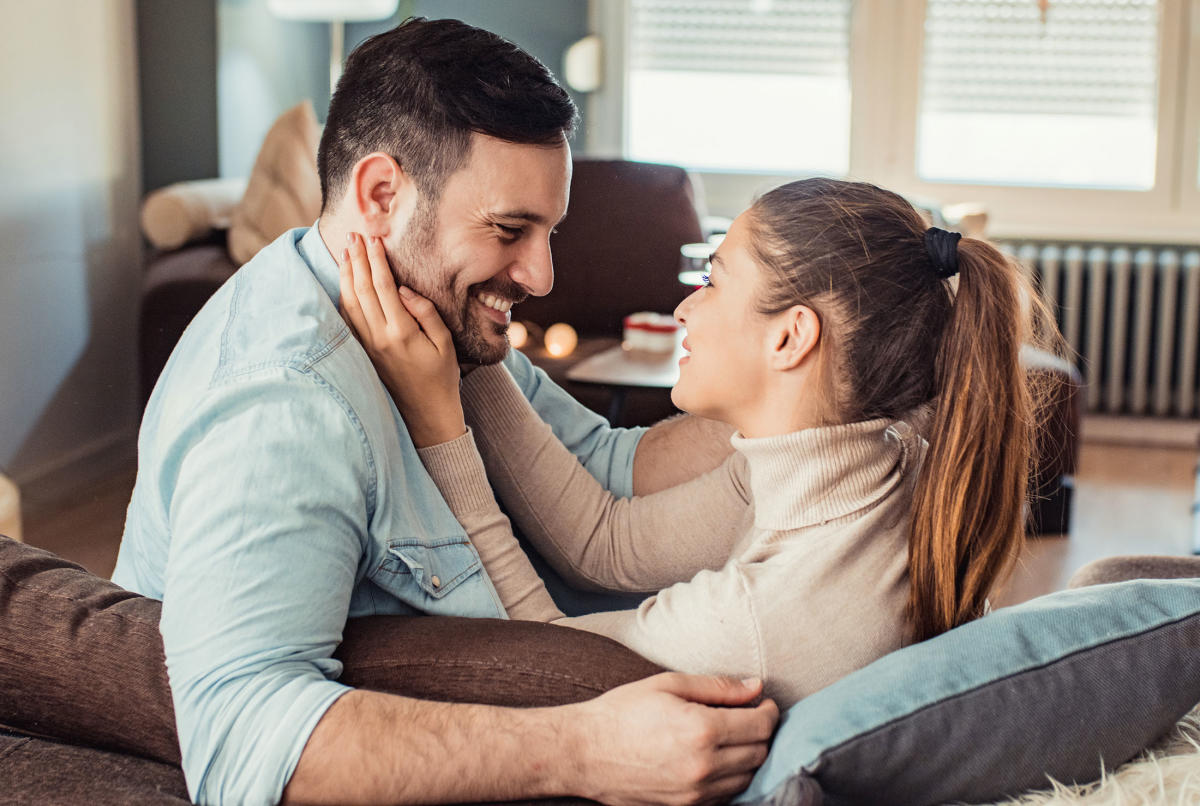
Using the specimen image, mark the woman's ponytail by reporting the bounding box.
[906,238,1045,642]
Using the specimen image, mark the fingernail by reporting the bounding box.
[741,677,760,687]
[340,248,349,263]
[397,285,414,298]
[346,232,355,245]
[370,235,379,246]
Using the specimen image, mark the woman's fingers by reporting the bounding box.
[340,232,451,364]
[338,246,370,343]
[364,234,413,332]
[396,285,456,357]
[344,232,389,339]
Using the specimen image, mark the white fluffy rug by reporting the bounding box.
[976,703,1200,806]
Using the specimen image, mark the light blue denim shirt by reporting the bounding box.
[112,224,644,806]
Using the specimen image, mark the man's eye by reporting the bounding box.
[496,224,523,239]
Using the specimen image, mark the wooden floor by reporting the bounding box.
[19,429,1200,606]
[993,440,1197,606]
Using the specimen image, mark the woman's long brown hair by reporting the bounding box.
[749,178,1064,643]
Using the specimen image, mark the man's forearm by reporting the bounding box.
[283,673,779,806]
[283,690,579,805]
[632,413,736,496]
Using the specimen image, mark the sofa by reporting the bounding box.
[2,535,1198,805]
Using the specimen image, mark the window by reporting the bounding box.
[589,0,1200,241]
[627,0,853,174]
[917,0,1160,190]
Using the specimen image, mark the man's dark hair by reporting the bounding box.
[318,17,578,211]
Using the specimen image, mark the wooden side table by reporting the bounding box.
[566,338,685,425]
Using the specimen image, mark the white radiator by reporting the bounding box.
[1000,242,1200,417]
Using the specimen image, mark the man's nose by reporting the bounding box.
[510,236,554,298]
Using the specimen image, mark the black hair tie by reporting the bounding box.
[924,227,962,279]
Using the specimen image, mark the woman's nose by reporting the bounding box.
[674,288,699,324]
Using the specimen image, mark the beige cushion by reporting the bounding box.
[139,178,247,251]
[228,100,323,266]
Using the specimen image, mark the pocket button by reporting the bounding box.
[431,575,441,588]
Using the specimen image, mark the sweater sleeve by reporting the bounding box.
[417,429,565,622]
[459,363,751,593]
[553,565,764,682]
[418,428,765,682]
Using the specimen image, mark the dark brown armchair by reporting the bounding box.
[508,158,706,427]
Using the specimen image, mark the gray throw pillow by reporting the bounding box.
[735,578,1200,806]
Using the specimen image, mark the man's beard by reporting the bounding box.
[388,210,527,365]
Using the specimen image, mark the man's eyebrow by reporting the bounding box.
[493,210,569,227]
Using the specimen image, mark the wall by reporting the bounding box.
[0,0,143,489]
[217,0,329,179]
[217,0,590,179]
[138,0,219,192]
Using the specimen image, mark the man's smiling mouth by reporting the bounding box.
[476,292,514,313]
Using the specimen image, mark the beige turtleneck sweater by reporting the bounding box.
[417,363,926,708]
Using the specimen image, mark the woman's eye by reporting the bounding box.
[700,274,713,288]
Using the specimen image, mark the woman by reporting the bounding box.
[338,178,1061,708]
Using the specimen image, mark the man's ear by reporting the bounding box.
[348,152,419,237]
[768,305,821,371]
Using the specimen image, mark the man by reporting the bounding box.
[113,17,768,806]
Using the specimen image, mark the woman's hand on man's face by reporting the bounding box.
[338,231,467,449]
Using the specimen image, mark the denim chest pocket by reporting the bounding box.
[371,536,481,600]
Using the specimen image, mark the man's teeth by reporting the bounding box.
[477,293,513,313]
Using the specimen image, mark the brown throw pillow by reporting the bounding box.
[0,537,662,767]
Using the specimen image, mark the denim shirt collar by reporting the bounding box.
[297,220,342,305]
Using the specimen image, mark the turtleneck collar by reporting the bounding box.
[730,417,923,532]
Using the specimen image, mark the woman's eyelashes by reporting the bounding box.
[700,273,713,288]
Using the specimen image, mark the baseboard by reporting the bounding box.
[13,428,138,518]
[1081,415,1200,449]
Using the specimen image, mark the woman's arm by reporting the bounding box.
[461,364,751,592]
[421,424,765,687]
[417,429,564,621]
[554,565,763,683]
[633,414,737,495]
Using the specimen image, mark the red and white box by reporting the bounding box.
[622,312,680,360]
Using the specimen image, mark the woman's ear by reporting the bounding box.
[348,152,419,237]
[768,305,820,371]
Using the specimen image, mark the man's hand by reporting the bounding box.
[571,673,779,805]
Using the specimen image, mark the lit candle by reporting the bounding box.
[508,320,529,350]
[544,323,578,358]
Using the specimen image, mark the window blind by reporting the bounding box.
[917,0,1161,188]
[626,0,854,173]
[630,0,853,77]
[921,0,1160,119]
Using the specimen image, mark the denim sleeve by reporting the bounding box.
[160,369,369,806]
[501,348,646,499]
